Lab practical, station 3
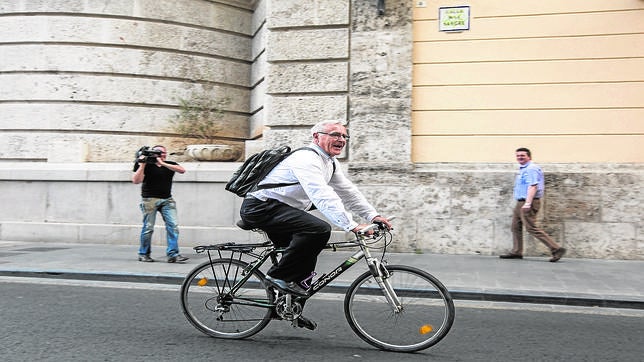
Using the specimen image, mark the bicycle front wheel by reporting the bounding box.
[344,265,455,352]
[180,258,274,339]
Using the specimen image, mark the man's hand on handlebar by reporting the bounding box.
[372,216,393,230]
[351,216,393,236]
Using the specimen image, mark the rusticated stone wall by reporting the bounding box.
[0,0,254,162]
[350,163,644,260]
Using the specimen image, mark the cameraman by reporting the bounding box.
[132,145,188,263]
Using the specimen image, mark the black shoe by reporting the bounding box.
[550,247,567,262]
[499,253,523,259]
[294,315,317,330]
[264,276,308,296]
[138,255,154,262]
[167,255,189,263]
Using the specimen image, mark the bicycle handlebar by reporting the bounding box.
[356,216,395,235]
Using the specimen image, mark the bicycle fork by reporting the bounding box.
[366,256,404,313]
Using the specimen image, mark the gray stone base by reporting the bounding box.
[1,162,642,260]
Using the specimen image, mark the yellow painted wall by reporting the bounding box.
[412,0,644,163]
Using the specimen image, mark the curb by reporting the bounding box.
[2,269,642,310]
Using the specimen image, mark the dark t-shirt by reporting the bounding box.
[133,161,179,198]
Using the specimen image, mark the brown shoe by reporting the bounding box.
[499,253,523,259]
[550,247,567,262]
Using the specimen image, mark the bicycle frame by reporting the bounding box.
[198,231,403,313]
[311,237,403,313]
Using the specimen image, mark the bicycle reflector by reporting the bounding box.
[198,277,208,286]
[419,324,433,334]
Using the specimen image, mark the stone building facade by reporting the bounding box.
[0,0,642,259]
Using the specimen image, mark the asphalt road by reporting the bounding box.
[1,278,643,361]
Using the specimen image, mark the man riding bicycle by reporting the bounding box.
[239,120,392,330]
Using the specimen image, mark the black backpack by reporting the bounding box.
[226,146,334,197]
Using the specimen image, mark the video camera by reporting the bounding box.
[135,146,163,165]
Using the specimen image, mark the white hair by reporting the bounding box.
[311,120,344,135]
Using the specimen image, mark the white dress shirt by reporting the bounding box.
[249,143,379,231]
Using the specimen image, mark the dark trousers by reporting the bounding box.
[240,196,331,283]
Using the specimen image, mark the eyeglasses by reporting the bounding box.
[317,132,350,140]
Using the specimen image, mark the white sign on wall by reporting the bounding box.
[439,6,470,32]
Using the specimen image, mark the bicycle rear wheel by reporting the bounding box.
[344,265,455,352]
[180,258,274,339]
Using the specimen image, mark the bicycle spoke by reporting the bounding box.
[345,265,455,352]
[180,259,273,339]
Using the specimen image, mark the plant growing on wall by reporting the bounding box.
[169,92,229,144]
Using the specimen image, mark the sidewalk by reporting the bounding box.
[1,240,642,309]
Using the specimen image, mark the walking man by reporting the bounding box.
[500,147,567,262]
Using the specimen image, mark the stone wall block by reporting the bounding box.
[136,0,253,34]
[0,133,48,160]
[6,0,131,14]
[4,2,255,44]
[248,110,265,140]
[265,95,347,126]
[1,74,250,111]
[1,16,251,60]
[350,98,411,128]
[420,218,495,255]
[637,225,644,258]
[350,31,412,84]
[267,62,348,93]
[47,139,89,163]
[451,185,508,219]
[84,0,134,15]
[173,183,240,226]
[0,104,247,139]
[252,25,267,60]
[251,50,267,86]
[349,127,410,164]
[351,70,412,99]
[351,0,412,32]
[22,0,85,12]
[565,222,638,259]
[0,16,48,41]
[252,0,267,34]
[492,219,512,252]
[359,182,450,221]
[601,186,644,223]
[0,181,48,220]
[545,186,602,222]
[262,129,312,149]
[0,45,250,87]
[268,0,349,28]
[181,27,252,60]
[250,79,267,114]
[349,105,411,163]
[267,28,349,61]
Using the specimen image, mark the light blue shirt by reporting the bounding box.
[249,143,379,231]
[513,161,545,200]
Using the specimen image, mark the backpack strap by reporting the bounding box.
[255,147,335,190]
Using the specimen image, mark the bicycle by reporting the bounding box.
[180,219,455,353]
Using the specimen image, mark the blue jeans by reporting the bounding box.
[138,197,180,257]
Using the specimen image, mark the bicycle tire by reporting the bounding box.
[180,258,274,339]
[344,265,455,352]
